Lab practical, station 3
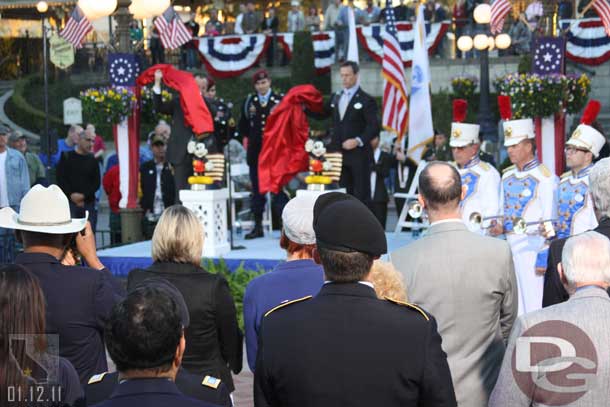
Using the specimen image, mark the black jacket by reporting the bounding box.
[543,216,610,307]
[139,159,176,213]
[319,88,380,167]
[371,150,392,203]
[127,262,243,392]
[15,253,124,385]
[261,16,279,33]
[254,283,456,407]
[85,368,232,406]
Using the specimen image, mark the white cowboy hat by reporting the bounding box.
[0,184,88,234]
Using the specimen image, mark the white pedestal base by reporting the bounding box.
[180,188,230,258]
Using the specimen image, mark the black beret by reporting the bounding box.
[129,278,190,328]
[313,192,387,256]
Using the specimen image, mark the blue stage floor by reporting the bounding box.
[98,232,414,277]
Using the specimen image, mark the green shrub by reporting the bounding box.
[290,31,315,86]
[204,258,266,330]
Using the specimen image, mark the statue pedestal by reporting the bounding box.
[180,188,230,258]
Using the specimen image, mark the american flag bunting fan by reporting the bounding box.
[60,5,93,48]
[490,0,512,34]
[591,0,610,36]
[381,0,409,141]
[154,6,193,49]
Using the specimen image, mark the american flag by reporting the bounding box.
[59,5,93,49]
[490,0,512,34]
[592,0,610,36]
[381,0,409,141]
[154,6,192,50]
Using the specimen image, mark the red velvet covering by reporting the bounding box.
[136,64,214,135]
[258,84,324,194]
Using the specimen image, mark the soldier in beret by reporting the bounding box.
[254,192,456,407]
[204,77,237,151]
[238,69,289,239]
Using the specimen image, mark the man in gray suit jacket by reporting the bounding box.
[490,230,610,406]
[391,162,518,407]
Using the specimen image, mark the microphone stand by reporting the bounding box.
[225,141,246,251]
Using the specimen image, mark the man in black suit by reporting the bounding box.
[369,137,392,228]
[261,7,279,66]
[254,192,456,407]
[139,134,176,238]
[543,158,610,306]
[153,69,212,196]
[238,69,288,239]
[318,61,380,204]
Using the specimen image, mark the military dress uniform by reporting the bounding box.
[501,158,558,315]
[86,370,232,406]
[449,106,501,234]
[208,96,236,150]
[238,71,288,238]
[457,157,501,232]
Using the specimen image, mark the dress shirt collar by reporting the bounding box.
[258,89,272,103]
[429,218,463,227]
[341,83,359,98]
[324,280,374,289]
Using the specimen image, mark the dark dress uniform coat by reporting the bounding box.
[254,282,457,407]
[85,369,231,406]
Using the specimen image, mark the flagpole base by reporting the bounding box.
[120,207,143,244]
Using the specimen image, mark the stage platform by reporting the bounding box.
[98,232,414,277]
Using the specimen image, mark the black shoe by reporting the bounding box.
[245,226,264,240]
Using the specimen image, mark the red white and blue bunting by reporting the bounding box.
[277,32,336,74]
[197,34,270,78]
[357,21,450,66]
[560,18,610,65]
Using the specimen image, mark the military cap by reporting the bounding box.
[0,124,10,135]
[313,192,387,256]
[129,278,190,328]
[8,131,25,143]
[252,69,270,84]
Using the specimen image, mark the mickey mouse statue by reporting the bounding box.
[187,134,216,190]
[304,133,334,190]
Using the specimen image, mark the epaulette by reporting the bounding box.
[384,297,430,321]
[539,164,551,177]
[502,165,516,175]
[479,161,491,171]
[88,372,108,385]
[202,375,221,389]
[264,296,312,317]
[560,171,571,180]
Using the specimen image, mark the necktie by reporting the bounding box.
[339,90,349,120]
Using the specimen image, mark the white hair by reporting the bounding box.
[562,231,610,288]
[589,158,610,219]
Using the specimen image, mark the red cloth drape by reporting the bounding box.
[258,84,324,194]
[136,64,214,135]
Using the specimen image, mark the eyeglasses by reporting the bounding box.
[565,146,589,154]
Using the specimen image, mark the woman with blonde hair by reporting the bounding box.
[369,260,408,301]
[127,205,242,393]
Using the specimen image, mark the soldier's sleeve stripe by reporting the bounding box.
[88,372,107,384]
[202,375,221,389]
[264,296,312,317]
[384,296,430,321]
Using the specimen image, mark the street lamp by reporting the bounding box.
[36,1,51,169]
[457,4,511,143]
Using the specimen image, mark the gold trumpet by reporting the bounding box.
[407,200,424,219]
[468,212,503,229]
[512,217,556,238]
